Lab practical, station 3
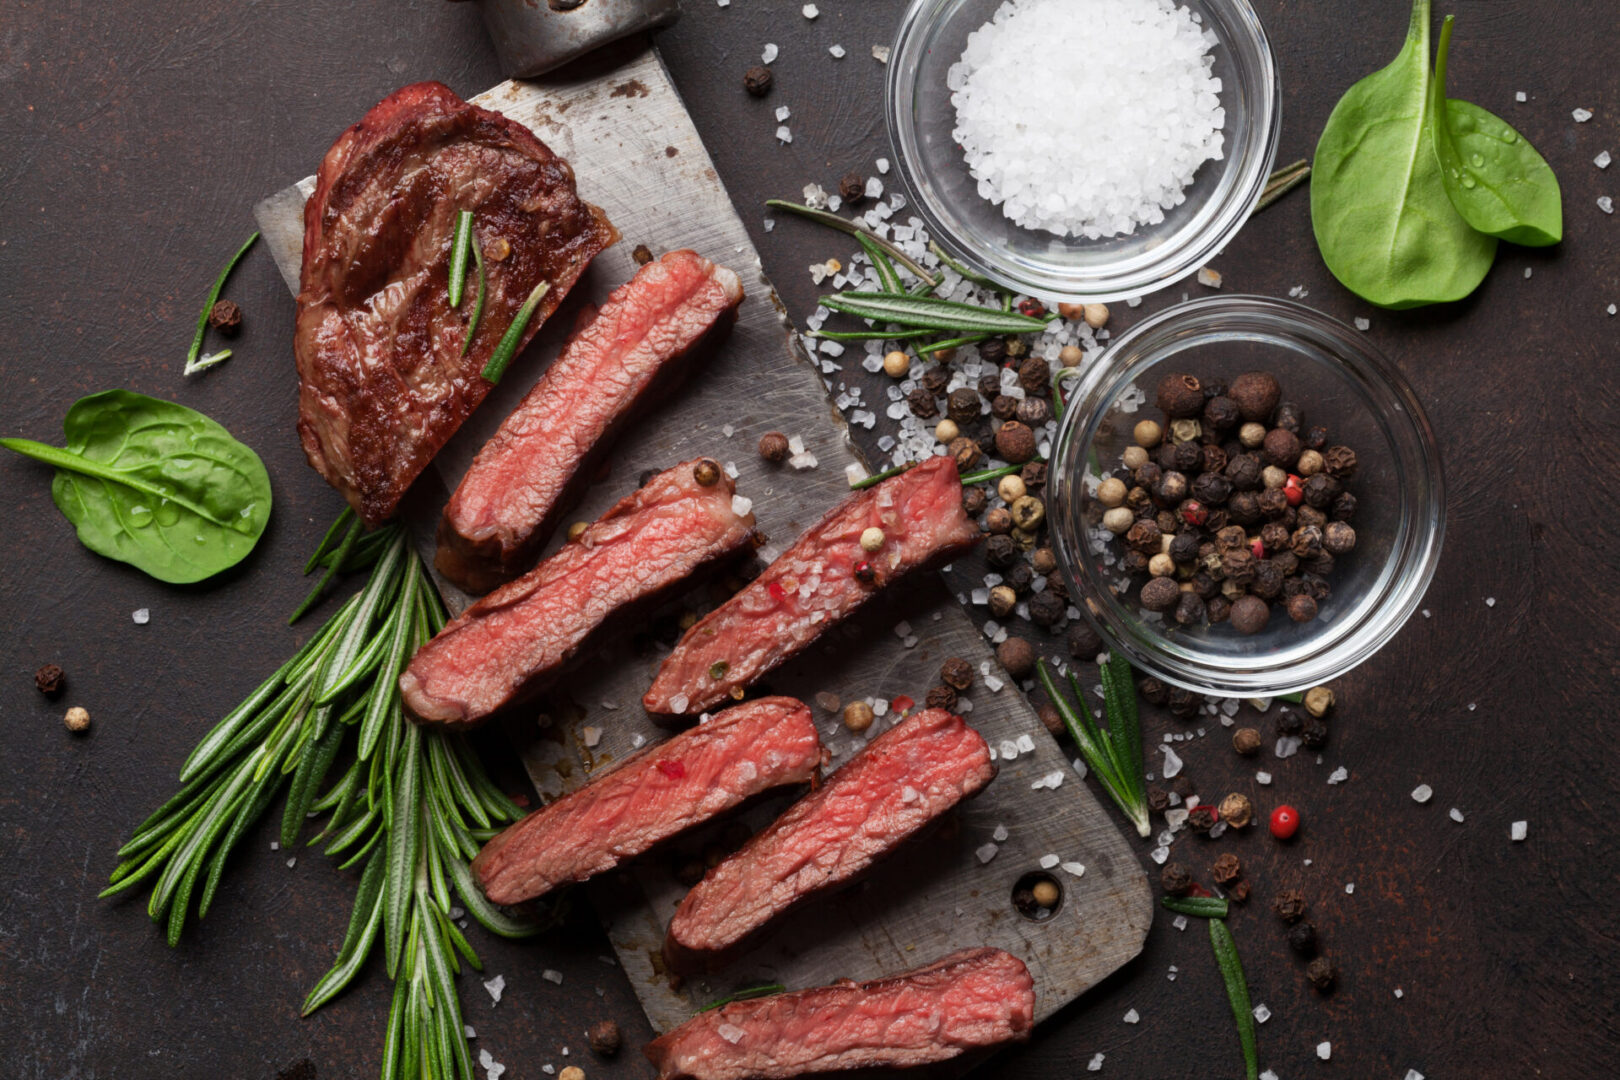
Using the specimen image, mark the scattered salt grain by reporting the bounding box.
[479,1049,506,1080]
[1167,964,1178,981]
[483,974,506,1003]
[775,125,793,144]
[270,841,279,851]
[731,494,753,518]
[1062,861,1086,877]
[761,43,778,64]
[630,733,646,749]
[1515,91,1527,102]
[465,1025,476,1038]
[718,1024,747,1045]
[865,177,885,200]
[1405,1071,1426,1080]
[1161,746,1184,778]
[975,842,999,864]
[1573,107,1593,122]
[1524,267,1533,279]
[1016,733,1036,754]
[132,608,150,625]
[829,44,846,59]
[1511,820,1528,841]
[1600,196,1614,214]
[1253,1003,1271,1023]
[1422,608,1432,618]
[1598,151,1613,169]
[1261,1072,1279,1080]
[1449,807,1465,823]
[1196,267,1223,289]
[1087,1052,1105,1072]
[1172,914,1189,932]
[1394,987,1404,999]
[1611,305,1618,316]
[1485,596,1496,607]
[1317,1041,1332,1061]
[1327,766,1349,785]
[543,969,564,985]
[872,45,891,63]
[287,856,297,868]
[801,3,818,17]
[581,726,602,748]
[1150,846,1170,865]
[775,105,791,122]
[1354,316,1371,331]
[1040,853,1060,869]
[1123,1008,1139,1024]
[1345,882,1355,895]
[993,824,1009,842]
[1256,771,1272,785]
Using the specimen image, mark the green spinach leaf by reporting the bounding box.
[1430,17,1562,247]
[1,390,272,583]
[1310,0,1497,308]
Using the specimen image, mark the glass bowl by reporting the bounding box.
[886,0,1281,304]
[1047,296,1445,697]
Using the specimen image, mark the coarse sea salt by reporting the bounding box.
[1123,1008,1139,1023]
[1412,783,1433,803]
[1511,820,1529,841]
[947,0,1225,239]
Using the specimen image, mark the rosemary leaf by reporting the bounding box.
[447,210,473,309]
[1038,658,1151,838]
[700,983,787,1012]
[459,225,487,358]
[480,279,550,384]
[1257,159,1311,213]
[1162,895,1230,919]
[822,292,1051,334]
[766,198,940,287]
[1210,917,1260,1080]
[183,231,258,374]
[182,349,233,377]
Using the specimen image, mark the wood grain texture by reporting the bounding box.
[0,2,1616,1078]
[254,41,1152,1039]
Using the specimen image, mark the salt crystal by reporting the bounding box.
[483,974,506,1003]
[479,1049,506,1080]
[1062,861,1086,877]
[992,824,1009,842]
[1600,196,1614,214]
[730,494,753,518]
[1261,1072,1279,1080]
[1327,766,1348,785]
[1317,1041,1332,1061]
[775,105,791,122]
[270,841,279,851]
[876,157,891,174]
[1412,784,1433,803]
[1406,1071,1425,1080]
[1511,820,1528,841]
[1172,914,1188,932]
[1162,746,1184,778]
[286,856,296,868]
[718,1024,747,1045]
[1016,733,1036,754]
[1166,964,1178,981]
[1573,107,1593,122]
[581,726,602,748]
[1450,807,1465,823]
[1515,90,1527,101]
[865,177,884,200]
[1253,1003,1271,1023]
[1196,267,1223,288]
[1275,735,1301,759]
[775,125,793,144]
[975,842,999,864]
[1485,596,1496,607]
[1395,987,1404,998]
[1524,267,1533,279]
[465,1025,476,1038]
[1123,1008,1139,1024]
[829,44,846,59]
[1150,846,1169,865]
[543,969,564,985]
[1611,304,1618,316]
[872,45,891,63]
[669,693,689,713]
[801,3,818,17]
[1087,1052,1104,1072]
[630,733,646,748]
[761,43,778,64]
[132,608,150,625]
[998,739,1019,760]
[1598,150,1613,169]
[1354,317,1371,331]
[901,785,920,804]
[1422,608,1432,618]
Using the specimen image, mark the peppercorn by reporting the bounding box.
[1233,727,1262,755]
[559,1067,585,1080]
[996,637,1037,679]
[1259,428,1300,470]
[987,584,1017,618]
[838,170,867,205]
[1286,921,1319,956]
[1038,703,1064,735]
[1303,472,1340,509]
[1173,592,1205,626]
[1238,421,1268,449]
[1171,441,1201,472]
[1207,595,1232,623]
[1230,595,1270,635]
[1145,786,1170,814]
[1155,373,1204,418]
[1230,371,1281,421]
[743,65,773,95]
[1125,520,1162,555]
[1273,889,1308,923]
[1253,487,1286,519]
[1211,852,1242,885]
[35,663,65,696]
[1198,443,1229,477]
[918,366,950,395]
[988,390,1016,420]
[1190,572,1217,600]
[1140,576,1180,613]
[1224,490,1260,526]
[1171,775,1196,799]
[907,387,939,419]
[1147,553,1175,579]
[1021,461,1048,488]
[962,486,988,517]
[949,436,982,472]
[1122,446,1149,471]
[690,459,722,487]
[1219,793,1254,828]
[1138,676,1169,705]
[567,521,590,542]
[1132,464,1162,494]
[758,431,790,463]
[1286,593,1318,623]
[1322,445,1358,479]
[1187,472,1231,507]
[996,421,1038,464]
[1306,956,1337,992]
[1288,524,1323,560]
[1160,862,1195,896]
[588,1019,622,1057]
[1120,550,1149,575]
[1301,424,1329,452]
[1133,419,1163,448]
[1295,448,1325,477]
[1273,401,1304,434]
[843,701,875,732]
[925,684,958,710]
[1153,442,1180,471]
[986,534,1019,569]
[1018,356,1050,397]
[1202,395,1240,431]
[1160,531,1195,566]
[1224,453,1262,491]
[1032,547,1058,575]
[1187,804,1219,833]
[1168,688,1200,718]
[1229,880,1251,903]
[1000,562,1031,596]
[853,560,877,585]
[64,705,91,733]
[1059,621,1100,663]
[1261,465,1287,491]
[1015,396,1051,427]
[1028,590,1066,628]
[1153,471,1189,506]
[1102,506,1135,535]
[208,298,242,335]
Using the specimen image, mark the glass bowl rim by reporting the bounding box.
[885,0,1284,304]
[1046,294,1447,696]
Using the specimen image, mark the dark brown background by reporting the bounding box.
[2,1,1616,1077]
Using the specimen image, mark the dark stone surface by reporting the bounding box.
[1,1,1616,1078]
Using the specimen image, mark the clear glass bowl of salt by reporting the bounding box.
[886,0,1281,304]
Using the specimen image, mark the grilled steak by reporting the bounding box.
[401,460,754,727]
[438,250,745,593]
[644,456,980,716]
[296,81,617,525]
[644,947,1035,1080]
[472,697,822,905]
[664,708,994,972]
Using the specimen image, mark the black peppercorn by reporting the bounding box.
[1257,487,1290,519]
[1155,373,1205,418]
[839,171,867,205]
[1233,727,1262,755]
[208,299,242,335]
[1172,440,1201,472]
[1288,921,1319,956]
[1330,491,1357,522]
[1220,547,1256,585]
[1214,525,1248,552]
[1147,785,1171,813]
[34,664,65,696]
[1303,472,1340,509]
[1190,472,1232,506]
[962,486,988,516]
[1155,471,1189,505]
[1028,590,1066,627]
[991,394,1020,421]
[1140,576,1181,612]
[1301,718,1329,749]
[1138,676,1170,705]
[950,436,982,471]
[1273,889,1308,923]
[1021,461,1048,488]
[920,367,950,396]
[744,65,774,95]
[985,534,1019,569]
[1306,956,1337,992]
[1290,525,1324,559]
[1205,508,1230,534]
[1168,688,1200,718]
[1160,862,1195,895]
[1191,571,1218,599]
[1015,396,1051,426]
[907,387,939,419]
[1125,519,1163,554]
[1224,453,1262,490]
[1067,620,1103,660]
[940,657,974,691]
[1250,559,1285,600]
[1227,490,1262,525]
[1018,356,1051,397]
[1153,441,1181,471]
[1203,395,1240,431]
[925,684,959,710]
[978,338,1008,365]
[1207,594,1232,623]
[1201,443,1229,475]
[1262,427,1302,468]
[947,388,982,425]
[1323,521,1357,555]
[1169,531,1201,564]
[1303,424,1329,451]
[1230,371,1281,421]
[1045,571,1068,600]
[1296,505,1328,531]
[1174,591,1206,626]
[1187,804,1219,832]
[1282,577,1311,600]
[1004,561,1035,595]
[1120,549,1150,575]
[1212,852,1242,885]
[1322,445,1358,478]
[975,371,1001,399]
[589,1018,623,1056]
[1273,401,1304,433]
[1257,521,1289,554]
[1287,593,1319,623]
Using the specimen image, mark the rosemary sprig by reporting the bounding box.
[1210,917,1260,1080]
[1162,895,1230,919]
[699,983,787,1012]
[183,349,234,377]
[460,228,488,359]
[447,210,474,310]
[1037,654,1150,838]
[184,231,258,374]
[766,199,939,287]
[821,292,1051,335]
[481,279,550,384]
[849,458,1038,492]
[1257,159,1311,213]
[105,509,546,1079]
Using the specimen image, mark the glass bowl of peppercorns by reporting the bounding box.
[1046,295,1445,697]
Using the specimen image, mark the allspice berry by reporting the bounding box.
[1230,595,1270,635]
[1232,727,1263,755]
[1304,685,1336,717]
[1230,371,1281,421]
[995,421,1038,464]
[1219,792,1254,828]
[1262,427,1302,468]
[1037,703,1064,735]
[758,431,790,462]
[996,637,1036,678]
[1155,373,1205,418]
[207,299,243,335]
[1140,576,1181,612]
[1027,590,1066,627]
[842,701,875,732]
[1067,620,1102,660]
[588,1019,622,1056]
[64,705,91,733]
[1287,593,1319,623]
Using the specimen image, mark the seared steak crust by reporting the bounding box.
[643,947,1035,1080]
[296,81,617,525]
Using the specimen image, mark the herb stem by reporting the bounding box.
[1162,895,1230,919]
[447,210,474,309]
[1257,159,1312,213]
[700,983,786,1012]
[480,280,550,384]
[766,199,940,287]
[185,232,258,373]
[1037,657,1151,838]
[460,229,488,359]
[1210,917,1259,1080]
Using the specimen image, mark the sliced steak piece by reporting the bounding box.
[401,459,754,727]
[438,250,745,593]
[472,697,822,905]
[296,81,617,525]
[644,947,1035,1080]
[643,457,979,716]
[664,708,994,972]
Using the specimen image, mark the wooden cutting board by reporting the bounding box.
[253,39,1150,1040]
